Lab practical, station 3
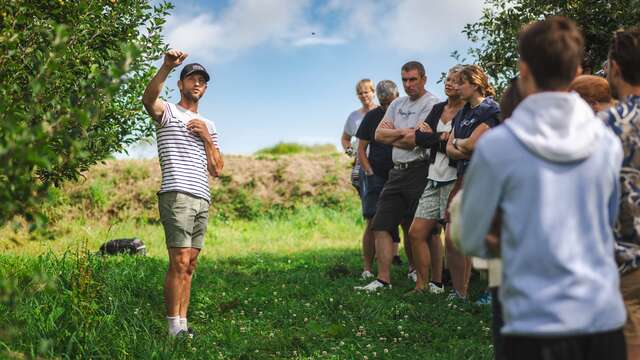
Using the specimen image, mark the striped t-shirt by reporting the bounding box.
[156,102,219,202]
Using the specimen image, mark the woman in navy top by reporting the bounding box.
[445,64,500,300]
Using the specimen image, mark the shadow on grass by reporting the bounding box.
[0,249,492,359]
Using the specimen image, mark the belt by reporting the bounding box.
[393,160,427,170]
[426,179,456,188]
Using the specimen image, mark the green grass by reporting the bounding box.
[255,142,337,156]
[0,204,492,359]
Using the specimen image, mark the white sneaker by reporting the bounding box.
[354,279,391,292]
[428,282,445,294]
[407,270,417,282]
[361,270,374,280]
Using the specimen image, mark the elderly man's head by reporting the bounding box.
[376,80,399,107]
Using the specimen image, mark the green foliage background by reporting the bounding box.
[0,0,172,226]
[462,0,640,94]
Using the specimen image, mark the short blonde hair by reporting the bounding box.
[356,79,375,94]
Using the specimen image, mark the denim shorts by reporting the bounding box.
[414,180,456,220]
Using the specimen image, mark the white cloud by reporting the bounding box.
[383,0,485,52]
[322,0,484,52]
[292,36,347,47]
[163,0,484,62]
[165,0,330,61]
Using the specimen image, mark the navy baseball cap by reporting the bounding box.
[180,63,210,82]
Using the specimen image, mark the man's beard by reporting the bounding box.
[182,91,201,103]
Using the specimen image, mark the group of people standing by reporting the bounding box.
[343,17,640,360]
[343,58,499,299]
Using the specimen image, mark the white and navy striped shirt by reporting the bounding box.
[156,102,219,202]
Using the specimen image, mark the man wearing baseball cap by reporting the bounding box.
[142,49,223,338]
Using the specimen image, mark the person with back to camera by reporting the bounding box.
[460,17,627,359]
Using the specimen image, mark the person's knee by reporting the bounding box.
[408,226,426,243]
[186,258,198,276]
[169,254,191,274]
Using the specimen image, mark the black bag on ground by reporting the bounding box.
[98,238,147,256]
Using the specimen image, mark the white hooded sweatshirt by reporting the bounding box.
[460,92,626,336]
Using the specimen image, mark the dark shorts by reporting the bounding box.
[362,173,386,219]
[361,171,400,243]
[371,165,428,233]
[503,328,626,360]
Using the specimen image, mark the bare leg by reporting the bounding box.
[362,219,376,272]
[445,223,468,297]
[409,218,437,290]
[628,344,640,360]
[392,241,399,257]
[165,248,191,317]
[429,224,444,284]
[401,220,413,270]
[179,248,200,319]
[463,257,473,296]
[374,230,394,283]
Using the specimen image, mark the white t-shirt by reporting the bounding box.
[427,119,457,181]
[384,92,440,164]
[343,109,366,150]
[156,102,219,201]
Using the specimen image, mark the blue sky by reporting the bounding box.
[122,0,485,157]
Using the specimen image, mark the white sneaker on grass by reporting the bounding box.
[428,282,445,294]
[361,270,374,280]
[354,279,391,292]
[407,269,417,282]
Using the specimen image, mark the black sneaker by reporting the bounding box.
[174,328,195,340]
[392,255,403,266]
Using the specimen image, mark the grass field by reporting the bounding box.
[0,157,493,359]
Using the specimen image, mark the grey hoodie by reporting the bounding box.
[460,92,626,335]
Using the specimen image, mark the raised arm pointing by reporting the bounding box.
[142,49,188,122]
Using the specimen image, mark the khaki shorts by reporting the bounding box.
[414,180,455,220]
[621,268,640,345]
[158,191,209,249]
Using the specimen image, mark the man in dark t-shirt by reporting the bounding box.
[355,80,400,280]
